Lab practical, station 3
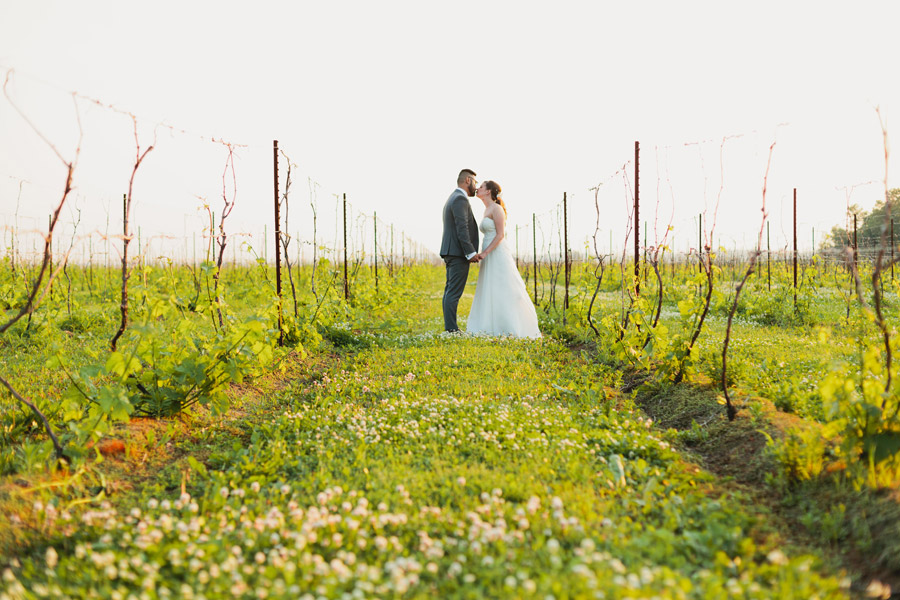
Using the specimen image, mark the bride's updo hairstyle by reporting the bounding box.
[485,180,507,218]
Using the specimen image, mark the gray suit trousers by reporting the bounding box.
[442,256,470,332]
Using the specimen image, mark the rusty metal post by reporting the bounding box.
[671,235,676,278]
[563,192,569,310]
[812,227,817,278]
[47,214,53,299]
[343,193,349,301]
[698,213,702,296]
[273,140,283,345]
[891,218,895,281]
[853,213,858,270]
[515,224,519,269]
[698,214,702,257]
[793,188,797,310]
[533,213,538,305]
[767,221,771,291]
[643,221,648,283]
[634,141,640,295]
[374,212,378,293]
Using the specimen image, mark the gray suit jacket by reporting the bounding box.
[440,189,479,258]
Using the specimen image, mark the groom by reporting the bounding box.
[440,168,481,333]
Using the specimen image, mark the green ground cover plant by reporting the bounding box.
[3,330,847,598]
[2,257,900,597]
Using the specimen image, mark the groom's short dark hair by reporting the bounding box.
[457,169,477,186]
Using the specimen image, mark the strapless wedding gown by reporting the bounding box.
[467,217,542,339]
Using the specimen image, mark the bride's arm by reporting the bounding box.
[476,207,505,259]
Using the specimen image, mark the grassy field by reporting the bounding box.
[1,259,899,598]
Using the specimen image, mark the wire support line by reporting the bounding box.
[2,65,249,150]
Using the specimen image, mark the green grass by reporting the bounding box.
[2,334,847,598]
[6,259,900,597]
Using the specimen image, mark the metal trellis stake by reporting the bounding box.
[374,212,378,293]
[515,225,519,269]
[563,192,570,311]
[343,193,349,301]
[793,188,797,311]
[634,141,640,295]
[767,221,771,291]
[273,140,283,346]
[533,213,538,305]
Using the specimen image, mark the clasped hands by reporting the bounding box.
[469,252,485,263]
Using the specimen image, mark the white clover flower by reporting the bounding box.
[546,539,560,554]
[3,568,15,582]
[254,552,266,565]
[457,476,466,486]
[44,546,58,569]
[281,485,291,495]
[766,549,788,565]
[147,499,159,510]
[251,482,261,494]
[220,487,230,499]
[160,500,171,511]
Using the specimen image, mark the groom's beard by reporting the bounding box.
[468,184,476,196]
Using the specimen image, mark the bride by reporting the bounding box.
[466,180,542,339]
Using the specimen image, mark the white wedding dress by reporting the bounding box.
[467,216,542,339]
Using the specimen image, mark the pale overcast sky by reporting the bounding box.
[1,0,898,262]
